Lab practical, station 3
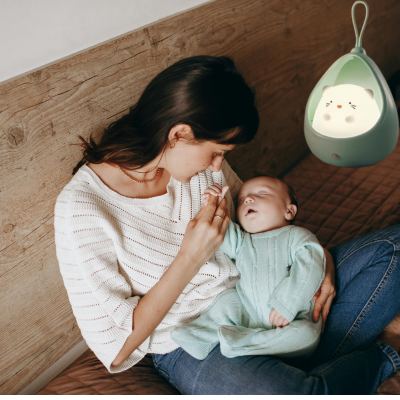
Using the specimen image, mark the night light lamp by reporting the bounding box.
[304,1,399,167]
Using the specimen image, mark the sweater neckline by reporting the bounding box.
[251,225,292,238]
[79,164,178,207]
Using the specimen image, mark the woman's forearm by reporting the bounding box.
[111,251,199,366]
[112,195,229,367]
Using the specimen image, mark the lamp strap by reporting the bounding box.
[351,1,369,49]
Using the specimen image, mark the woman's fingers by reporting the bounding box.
[313,295,325,324]
[212,197,228,227]
[201,193,211,206]
[313,282,336,324]
[312,249,336,327]
[321,292,335,333]
[202,191,220,222]
[219,205,231,235]
[312,287,321,300]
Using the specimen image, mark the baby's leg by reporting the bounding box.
[219,302,322,358]
[171,288,249,360]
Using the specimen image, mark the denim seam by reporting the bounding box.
[315,352,355,375]
[152,350,183,381]
[335,237,398,269]
[376,340,400,372]
[157,366,170,380]
[331,238,398,359]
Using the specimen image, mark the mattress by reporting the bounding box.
[283,142,400,249]
[37,139,400,395]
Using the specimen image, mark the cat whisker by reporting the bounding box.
[351,105,356,109]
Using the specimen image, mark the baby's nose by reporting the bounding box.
[244,197,254,204]
[337,105,342,109]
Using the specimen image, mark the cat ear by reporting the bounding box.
[322,86,332,96]
[364,89,374,99]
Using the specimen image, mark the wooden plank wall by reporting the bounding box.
[1,0,400,394]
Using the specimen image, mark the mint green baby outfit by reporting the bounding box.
[171,223,326,360]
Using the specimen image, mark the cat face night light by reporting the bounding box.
[312,84,381,138]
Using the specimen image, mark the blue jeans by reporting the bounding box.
[152,225,400,394]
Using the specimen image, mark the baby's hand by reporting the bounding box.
[201,184,229,206]
[269,309,290,328]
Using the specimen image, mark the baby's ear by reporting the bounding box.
[364,88,374,99]
[286,204,297,221]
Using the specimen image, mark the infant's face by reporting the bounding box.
[237,177,294,234]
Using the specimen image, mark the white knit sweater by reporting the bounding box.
[54,160,243,373]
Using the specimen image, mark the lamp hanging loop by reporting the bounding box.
[352,1,369,49]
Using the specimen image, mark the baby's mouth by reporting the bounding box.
[245,207,257,216]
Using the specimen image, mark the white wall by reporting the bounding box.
[0,0,214,83]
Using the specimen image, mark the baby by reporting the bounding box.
[171,175,326,360]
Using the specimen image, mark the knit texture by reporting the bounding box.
[221,223,326,323]
[171,224,326,359]
[54,160,242,373]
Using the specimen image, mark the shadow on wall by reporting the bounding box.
[388,69,400,116]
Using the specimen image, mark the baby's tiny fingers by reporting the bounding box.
[269,309,276,325]
[210,183,222,189]
[204,188,221,197]
[208,184,222,192]
[277,316,285,326]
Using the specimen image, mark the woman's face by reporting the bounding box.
[165,125,237,183]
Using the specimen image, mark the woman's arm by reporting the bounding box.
[112,194,230,366]
[312,248,337,333]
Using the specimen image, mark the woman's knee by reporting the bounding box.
[378,224,400,247]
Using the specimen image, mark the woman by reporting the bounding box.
[54,55,400,394]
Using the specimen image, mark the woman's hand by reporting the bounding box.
[312,248,336,333]
[179,191,230,271]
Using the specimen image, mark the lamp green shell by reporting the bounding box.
[304,2,399,167]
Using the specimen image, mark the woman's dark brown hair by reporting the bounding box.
[72,55,259,175]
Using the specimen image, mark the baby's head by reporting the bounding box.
[236,176,298,234]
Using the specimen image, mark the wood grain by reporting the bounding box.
[1,0,400,394]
